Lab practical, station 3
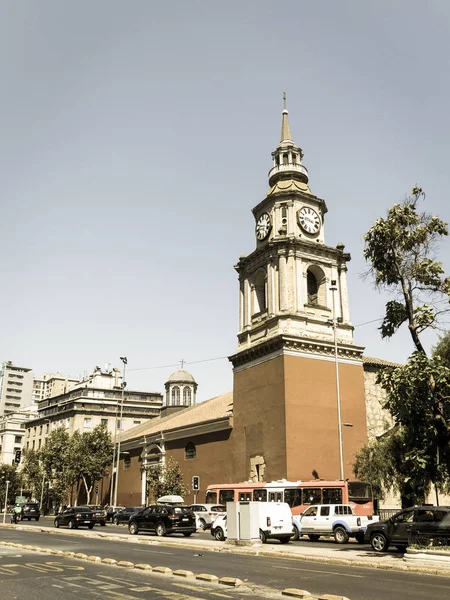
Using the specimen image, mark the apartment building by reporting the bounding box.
[32,372,79,403]
[0,405,38,465]
[0,361,34,415]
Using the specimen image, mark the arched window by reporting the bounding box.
[183,386,192,405]
[306,266,327,307]
[307,271,318,305]
[171,386,180,405]
[185,442,196,460]
[253,270,267,314]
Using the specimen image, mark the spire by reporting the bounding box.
[280,92,292,144]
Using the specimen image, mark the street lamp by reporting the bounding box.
[39,419,51,513]
[330,280,344,480]
[112,356,127,508]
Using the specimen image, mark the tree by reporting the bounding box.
[0,464,21,507]
[364,187,449,353]
[433,331,450,367]
[73,425,114,504]
[39,427,76,506]
[354,189,450,506]
[146,457,187,503]
[20,449,44,500]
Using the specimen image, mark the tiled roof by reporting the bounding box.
[119,391,233,443]
[362,355,402,368]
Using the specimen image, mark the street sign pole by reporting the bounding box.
[2,480,10,524]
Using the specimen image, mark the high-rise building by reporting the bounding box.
[0,361,34,416]
[32,372,79,403]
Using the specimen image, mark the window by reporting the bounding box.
[322,488,343,504]
[84,418,92,428]
[392,510,414,524]
[253,270,267,314]
[269,491,283,502]
[253,489,267,502]
[239,492,252,501]
[283,153,288,164]
[171,386,180,406]
[101,418,108,426]
[205,491,217,503]
[334,505,352,516]
[14,436,22,444]
[123,456,131,470]
[303,506,318,517]
[133,420,141,425]
[284,488,302,508]
[65,418,70,429]
[320,506,330,517]
[183,387,191,404]
[219,490,235,504]
[185,442,196,460]
[307,271,318,304]
[303,488,321,504]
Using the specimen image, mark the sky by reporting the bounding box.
[1,1,449,402]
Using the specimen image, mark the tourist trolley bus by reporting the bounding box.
[205,480,374,516]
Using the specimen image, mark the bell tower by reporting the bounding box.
[229,98,367,484]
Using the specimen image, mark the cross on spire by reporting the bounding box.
[180,359,185,369]
[283,91,287,111]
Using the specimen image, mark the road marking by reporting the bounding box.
[277,565,363,578]
[134,549,173,555]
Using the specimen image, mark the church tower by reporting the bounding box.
[229,99,367,483]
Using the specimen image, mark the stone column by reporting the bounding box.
[243,279,251,327]
[296,256,303,311]
[279,251,288,311]
[141,464,147,505]
[287,250,296,311]
[267,261,274,315]
[339,264,351,323]
[239,278,244,330]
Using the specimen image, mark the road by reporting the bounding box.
[1,525,450,600]
[0,545,274,600]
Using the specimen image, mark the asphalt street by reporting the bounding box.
[1,525,450,600]
[0,545,276,600]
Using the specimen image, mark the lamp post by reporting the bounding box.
[2,480,10,524]
[39,419,51,513]
[330,280,344,480]
[113,356,127,508]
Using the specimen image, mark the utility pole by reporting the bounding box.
[3,480,10,524]
[330,281,344,480]
[114,356,127,507]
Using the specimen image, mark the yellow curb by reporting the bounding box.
[74,553,88,559]
[173,570,195,579]
[219,577,243,587]
[135,564,152,570]
[152,566,172,575]
[282,590,312,598]
[196,574,219,583]
[87,556,102,562]
[117,561,134,568]
[101,558,117,564]
[319,595,350,600]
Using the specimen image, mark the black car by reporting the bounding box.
[87,505,107,526]
[128,504,196,537]
[21,502,40,521]
[54,506,96,529]
[365,505,450,552]
[113,506,143,525]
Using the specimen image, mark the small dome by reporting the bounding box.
[166,369,196,383]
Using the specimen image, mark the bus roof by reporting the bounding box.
[206,480,357,490]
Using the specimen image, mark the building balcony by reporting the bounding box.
[268,162,308,186]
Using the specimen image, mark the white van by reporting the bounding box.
[211,501,293,544]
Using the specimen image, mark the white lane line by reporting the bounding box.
[134,549,173,555]
[277,565,363,578]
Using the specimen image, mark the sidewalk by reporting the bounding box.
[1,521,450,576]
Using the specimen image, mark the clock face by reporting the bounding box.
[255,212,272,240]
[298,206,321,234]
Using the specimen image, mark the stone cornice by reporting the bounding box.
[251,188,328,217]
[229,334,364,369]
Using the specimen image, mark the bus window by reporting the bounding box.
[205,491,217,504]
[269,491,283,502]
[219,490,235,504]
[348,482,372,503]
[239,492,252,501]
[284,488,302,508]
[322,488,342,504]
[253,489,267,501]
[303,488,321,504]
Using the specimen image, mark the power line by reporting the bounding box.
[128,355,229,373]
[354,317,383,328]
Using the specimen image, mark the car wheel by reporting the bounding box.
[54,519,60,528]
[35,517,40,522]
[68,520,77,530]
[198,518,207,531]
[113,517,119,526]
[28,517,31,521]
[183,532,193,537]
[279,536,290,544]
[155,522,166,537]
[334,526,349,544]
[355,533,365,544]
[292,526,300,541]
[214,527,225,541]
[129,522,139,535]
[88,524,95,530]
[371,532,389,552]
[308,534,320,542]
[396,545,407,553]
[100,521,106,526]
[259,529,267,544]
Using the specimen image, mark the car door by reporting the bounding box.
[299,506,318,533]
[316,506,331,533]
[389,508,415,544]
[137,507,153,530]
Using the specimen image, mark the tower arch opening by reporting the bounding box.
[306,265,327,307]
[252,270,267,315]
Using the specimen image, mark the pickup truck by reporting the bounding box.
[293,504,379,544]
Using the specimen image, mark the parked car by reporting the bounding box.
[54,506,96,529]
[113,506,143,525]
[87,505,107,526]
[128,504,196,537]
[365,505,450,552]
[20,502,40,521]
[188,504,226,530]
[293,504,378,544]
[106,505,125,522]
[211,514,227,541]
